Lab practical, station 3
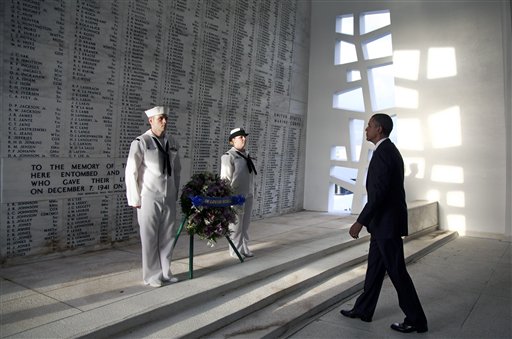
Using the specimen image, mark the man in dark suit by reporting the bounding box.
[340,113,428,333]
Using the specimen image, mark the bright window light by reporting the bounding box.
[331,9,396,215]
[368,64,395,111]
[389,115,398,144]
[403,157,425,178]
[364,146,374,162]
[336,14,354,35]
[427,47,457,79]
[335,40,357,65]
[427,189,441,202]
[360,10,390,34]
[394,86,419,109]
[331,146,348,161]
[349,118,364,161]
[333,88,365,112]
[447,191,465,208]
[393,50,420,80]
[428,106,461,148]
[363,34,393,60]
[431,165,464,184]
[331,183,354,212]
[397,118,423,151]
[446,214,466,235]
[347,69,361,82]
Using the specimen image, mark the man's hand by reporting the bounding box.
[349,221,363,239]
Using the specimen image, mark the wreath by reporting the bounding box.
[180,172,242,246]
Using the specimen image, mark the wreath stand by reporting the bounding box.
[172,196,245,279]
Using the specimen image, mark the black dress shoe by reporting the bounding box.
[340,309,372,322]
[391,322,428,333]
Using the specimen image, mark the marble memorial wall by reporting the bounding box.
[0,0,309,263]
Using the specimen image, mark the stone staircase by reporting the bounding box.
[103,202,453,338]
[206,228,455,339]
[12,201,455,339]
[107,229,455,339]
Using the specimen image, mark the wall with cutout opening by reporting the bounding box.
[306,1,511,238]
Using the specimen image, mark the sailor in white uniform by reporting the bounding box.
[125,106,181,287]
[220,127,257,258]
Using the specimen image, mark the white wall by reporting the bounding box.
[305,0,511,238]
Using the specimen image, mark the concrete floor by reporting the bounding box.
[289,236,512,339]
[1,211,510,338]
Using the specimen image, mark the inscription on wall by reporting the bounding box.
[1,0,309,262]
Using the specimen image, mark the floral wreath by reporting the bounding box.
[180,172,243,246]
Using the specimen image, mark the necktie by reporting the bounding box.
[152,137,172,176]
[236,151,257,175]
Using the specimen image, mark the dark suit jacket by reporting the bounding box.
[357,138,408,239]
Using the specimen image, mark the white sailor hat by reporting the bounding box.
[144,106,168,118]
[229,127,249,141]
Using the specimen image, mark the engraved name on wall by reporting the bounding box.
[1,0,309,262]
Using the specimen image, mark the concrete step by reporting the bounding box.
[14,225,364,338]
[206,229,458,339]
[8,202,441,339]
[108,228,457,338]
[97,232,370,338]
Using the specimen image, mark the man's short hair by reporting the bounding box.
[372,113,393,137]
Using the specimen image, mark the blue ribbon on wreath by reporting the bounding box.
[190,195,245,208]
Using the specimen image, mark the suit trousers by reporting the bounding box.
[137,194,177,284]
[353,237,427,327]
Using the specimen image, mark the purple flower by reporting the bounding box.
[180,172,236,243]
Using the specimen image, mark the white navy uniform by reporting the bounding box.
[220,147,256,256]
[125,129,181,285]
